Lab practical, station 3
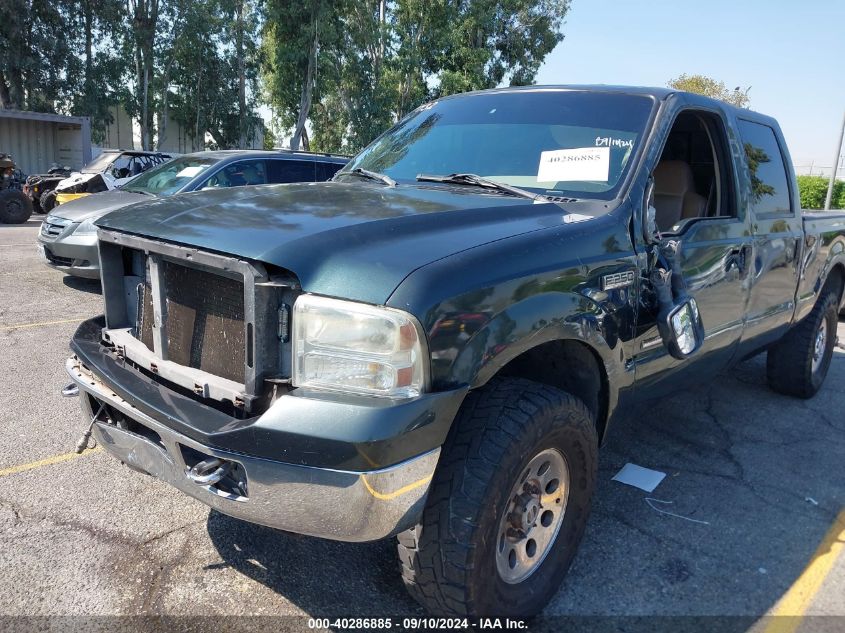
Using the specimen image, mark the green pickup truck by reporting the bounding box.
[66,86,845,617]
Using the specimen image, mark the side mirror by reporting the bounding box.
[658,297,704,360]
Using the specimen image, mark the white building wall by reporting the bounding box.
[100,106,136,151]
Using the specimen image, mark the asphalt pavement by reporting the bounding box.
[1,217,843,631]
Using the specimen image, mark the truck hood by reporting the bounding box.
[97,181,600,304]
[51,189,150,222]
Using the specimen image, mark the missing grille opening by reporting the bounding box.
[163,261,246,383]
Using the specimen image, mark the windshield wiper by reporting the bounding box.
[416,173,569,203]
[337,168,397,187]
[121,187,153,195]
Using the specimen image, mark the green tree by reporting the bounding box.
[667,73,750,108]
[65,0,127,144]
[2,0,262,152]
[164,0,262,150]
[262,0,344,151]
[0,0,77,111]
[126,0,161,149]
[437,0,569,94]
[797,175,844,210]
[262,0,570,154]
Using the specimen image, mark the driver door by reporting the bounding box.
[632,104,752,394]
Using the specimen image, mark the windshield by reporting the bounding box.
[82,152,120,174]
[343,90,655,200]
[121,155,217,196]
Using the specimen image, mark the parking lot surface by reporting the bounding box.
[1,217,844,629]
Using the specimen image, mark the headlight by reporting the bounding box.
[74,218,98,235]
[292,295,427,399]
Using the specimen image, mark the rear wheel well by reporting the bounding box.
[495,339,609,440]
[823,263,844,305]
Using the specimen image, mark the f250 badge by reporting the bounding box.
[601,270,635,290]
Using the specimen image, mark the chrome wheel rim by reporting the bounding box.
[812,318,828,374]
[495,448,570,584]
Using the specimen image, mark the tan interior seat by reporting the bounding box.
[652,160,707,231]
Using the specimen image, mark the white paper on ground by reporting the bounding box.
[612,463,666,493]
[537,147,610,182]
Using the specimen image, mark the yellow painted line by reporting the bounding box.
[360,474,432,501]
[0,446,101,478]
[0,317,86,331]
[765,508,845,633]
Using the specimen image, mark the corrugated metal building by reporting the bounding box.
[0,109,92,176]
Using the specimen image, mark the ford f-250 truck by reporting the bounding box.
[66,86,845,618]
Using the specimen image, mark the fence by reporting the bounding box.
[794,163,845,179]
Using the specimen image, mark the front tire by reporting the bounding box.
[767,290,839,398]
[397,378,598,617]
[41,190,57,212]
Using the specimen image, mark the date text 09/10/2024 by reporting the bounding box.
[306,618,529,630]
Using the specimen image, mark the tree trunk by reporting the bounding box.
[194,62,203,151]
[291,14,317,151]
[6,67,24,109]
[0,71,11,109]
[134,41,145,148]
[378,0,385,60]
[84,0,93,87]
[236,0,246,148]
[157,59,174,151]
[142,54,154,149]
[129,0,159,150]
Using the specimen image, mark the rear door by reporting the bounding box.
[734,119,802,351]
[266,158,317,183]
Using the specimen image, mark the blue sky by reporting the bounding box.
[535,0,845,170]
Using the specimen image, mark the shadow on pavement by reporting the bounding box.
[206,510,424,616]
[0,217,43,229]
[62,275,101,294]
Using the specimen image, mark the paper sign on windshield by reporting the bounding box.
[176,166,205,178]
[537,147,610,182]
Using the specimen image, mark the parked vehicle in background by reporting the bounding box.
[37,149,348,278]
[0,153,33,224]
[66,87,845,617]
[23,164,72,213]
[46,150,171,211]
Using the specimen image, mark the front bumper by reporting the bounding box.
[67,317,467,541]
[37,228,100,278]
[68,357,442,541]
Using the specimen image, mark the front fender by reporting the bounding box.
[449,291,618,389]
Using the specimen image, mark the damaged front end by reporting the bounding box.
[96,229,298,416]
[65,228,466,540]
[55,174,109,205]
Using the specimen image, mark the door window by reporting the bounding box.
[267,159,316,183]
[200,160,268,189]
[317,161,344,181]
[650,110,735,232]
[736,120,792,216]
